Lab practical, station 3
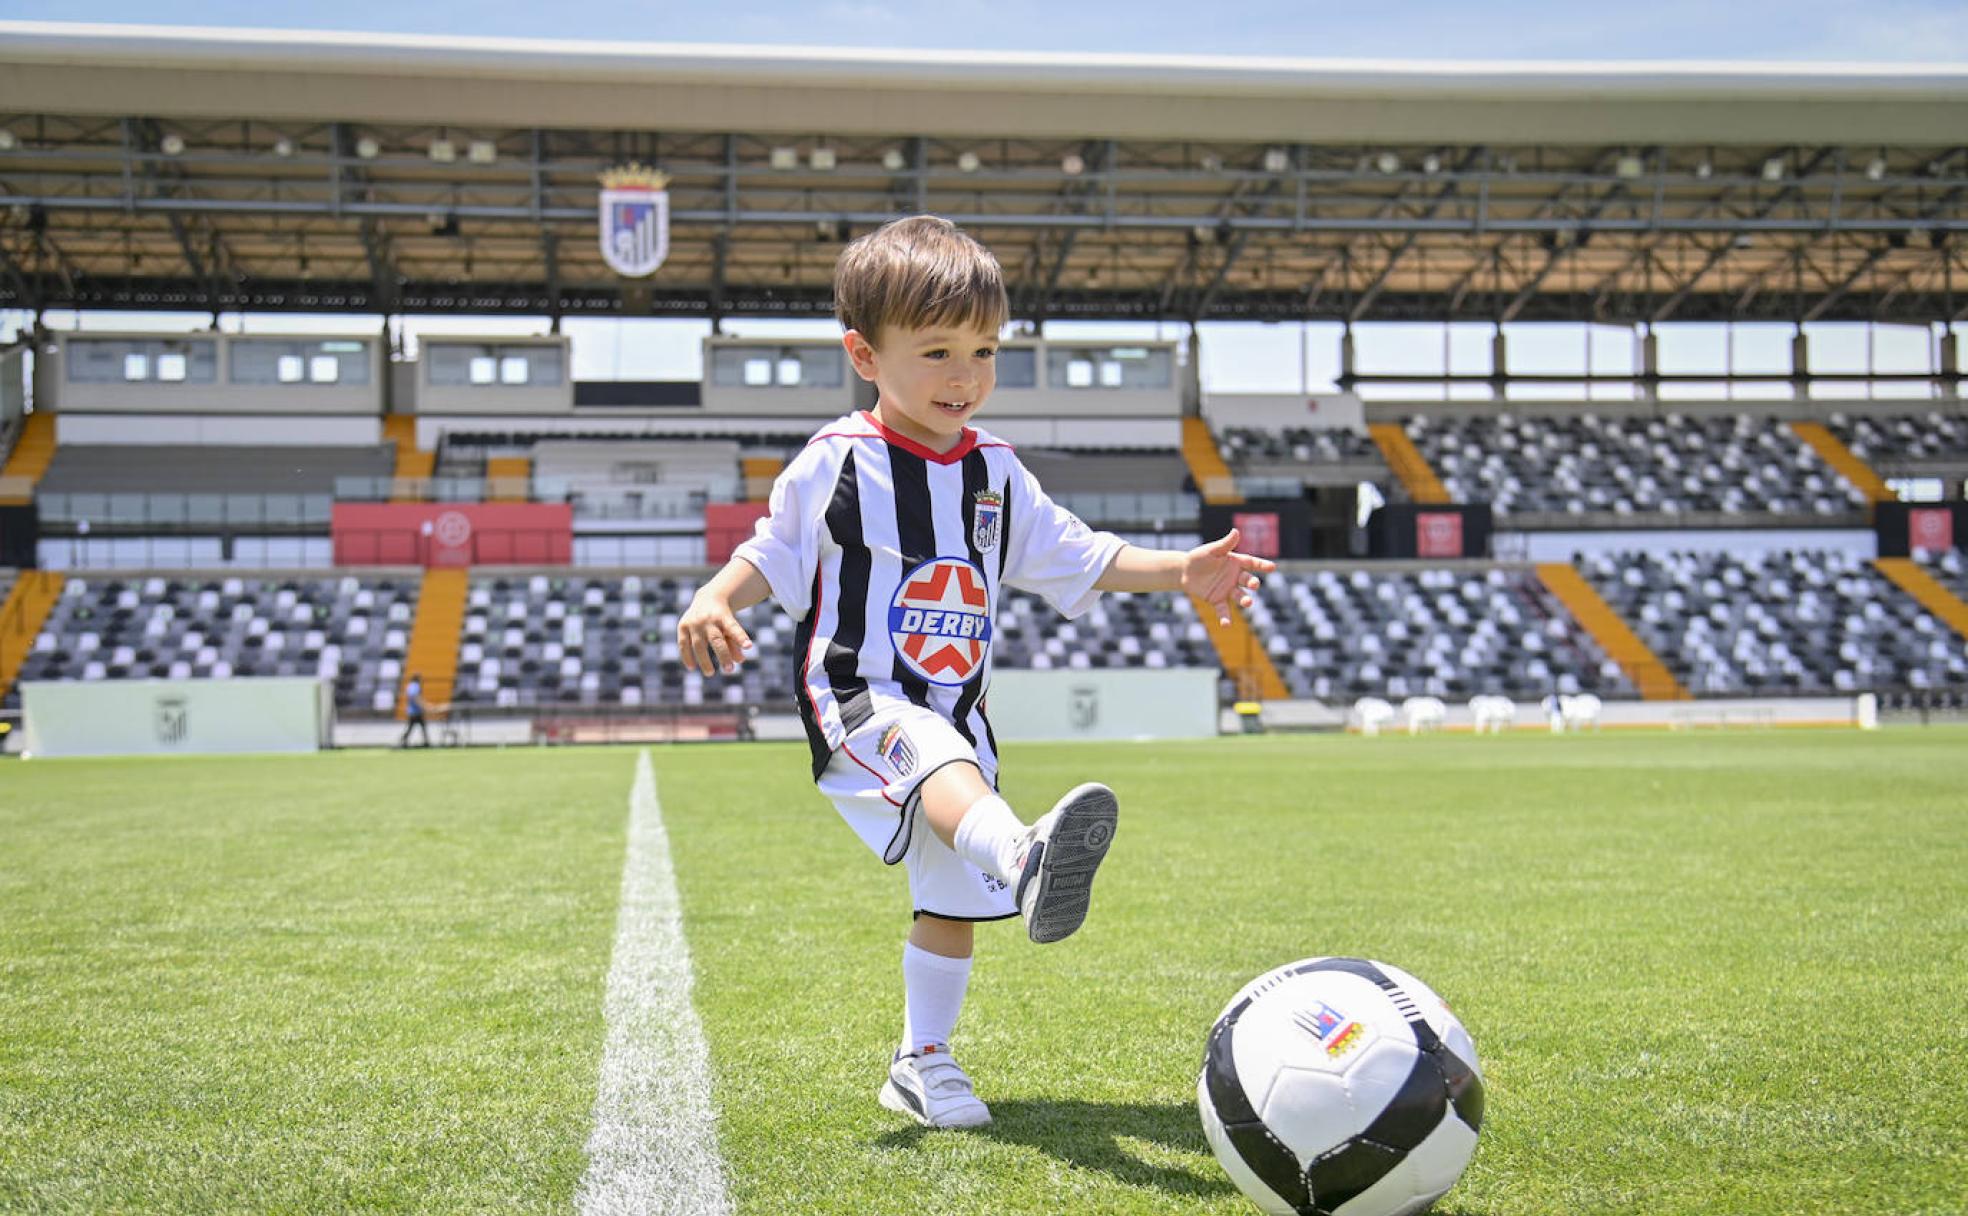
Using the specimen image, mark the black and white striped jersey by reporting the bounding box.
[734,410,1126,779]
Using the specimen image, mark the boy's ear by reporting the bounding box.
[842,329,881,382]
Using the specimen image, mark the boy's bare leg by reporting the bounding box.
[917,761,995,849]
[908,913,973,959]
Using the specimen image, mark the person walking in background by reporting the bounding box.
[399,673,431,748]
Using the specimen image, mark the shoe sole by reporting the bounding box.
[879,1078,991,1128]
[1023,783,1119,944]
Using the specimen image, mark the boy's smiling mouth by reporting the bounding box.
[934,400,972,415]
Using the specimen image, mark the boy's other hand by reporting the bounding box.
[678,589,756,676]
[1182,528,1278,627]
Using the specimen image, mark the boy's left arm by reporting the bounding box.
[1093,528,1278,626]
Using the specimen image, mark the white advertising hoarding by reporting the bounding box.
[986,669,1219,742]
[21,678,334,758]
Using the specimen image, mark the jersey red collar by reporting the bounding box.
[859,410,977,464]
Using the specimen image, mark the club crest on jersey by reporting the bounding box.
[878,723,918,776]
[971,489,1003,554]
[888,556,993,686]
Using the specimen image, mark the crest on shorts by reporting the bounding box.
[971,489,1003,554]
[878,723,918,776]
[598,163,671,278]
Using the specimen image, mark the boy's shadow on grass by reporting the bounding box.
[874,1098,1234,1199]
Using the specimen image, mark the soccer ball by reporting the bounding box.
[1198,957,1485,1216]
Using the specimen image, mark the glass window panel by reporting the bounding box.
[308,355,339,383]
[1872,324,1931,373]
[276,355,304,383]
[469,356,496,385]
[1066,359,1093,388]
[156,353,186,382]
[1804,323,1869,374]
[1587,325,1638,376]
[995,347,1037,389]
[1655,324,1730,375]
[1098,360,1123,387]
[499,355,529,385]
[1355,323,1445,376]
[1501,323,1587,375]
[777,357,802,386]
[123,353,148,381]
[743,358,772,387]
[1727,323,1792,375]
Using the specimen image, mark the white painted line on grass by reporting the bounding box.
[576,749,734,1216]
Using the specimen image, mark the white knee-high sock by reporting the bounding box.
[900,942,973,1055]
[950,793,1027,884]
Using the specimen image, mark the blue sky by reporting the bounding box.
[3,0,1966,61]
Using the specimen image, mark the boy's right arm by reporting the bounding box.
[678,558,772,676]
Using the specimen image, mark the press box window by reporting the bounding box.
[712,346,845,389]
[994,347,1037,389]
[1049,346,1174,390]
[233,340,370,386]
[68,339,217,384]
[123,353,148,381]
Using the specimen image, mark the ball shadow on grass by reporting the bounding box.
[874,1098,1236,1200]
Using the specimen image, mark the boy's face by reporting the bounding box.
[844,321,999,453]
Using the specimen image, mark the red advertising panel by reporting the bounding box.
[332,503,573,567]
[704,501,770,564]
[1415,511,1464,559]
[1909,507,1954,554]
[1231,511,1282,559]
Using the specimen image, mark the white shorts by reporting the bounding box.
[815,702,1018,922]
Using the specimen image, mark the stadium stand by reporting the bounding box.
[1581,550,1968,696]
[1824,411,1968,468]
[1405,412,1870,520]
[1016,448,1198,526]
[35,444,396,527]
[1217,426,1383,467]
[1244,567,1636,702]
[1921,548,1968,604]
[7,574,419,713]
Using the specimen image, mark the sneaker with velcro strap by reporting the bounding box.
[879,1044,992,1129]
[1014,782,1119,945]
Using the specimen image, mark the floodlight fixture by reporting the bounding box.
[957,150,981,172]
[0,130,16,151]
[1694,158,1713,179]
[159,132,186,156]
[810,146,837,171]
[1199,153,1224,173]
[1061,152,1085,176]
[1191,223,1214,245]
[355,136,381,160]
[882,147,907,172]
[467,140,497,164]
[770,145,799,170]
[1420,152,1441,175]
[1761,156,1785,181]
[1865,156,1887,181]
[272,136,294,158]
[1615,154,1645,179]
[1263,147,1291,174]
[428,138,457,163]
[1375,151,1401,175]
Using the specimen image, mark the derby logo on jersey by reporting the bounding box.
[971,489,1003,554]
[888,556,993,686]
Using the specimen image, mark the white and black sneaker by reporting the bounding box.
[879,1045,991,1129]
[1014,782,1119,945]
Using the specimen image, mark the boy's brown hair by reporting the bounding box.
[833,215,1009,346]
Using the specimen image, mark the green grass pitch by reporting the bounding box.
[3,730,1965,1214]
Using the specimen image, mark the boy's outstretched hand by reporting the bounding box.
[678,588,755,676]
[1183,528,1278,626]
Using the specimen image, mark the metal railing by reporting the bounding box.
[37,490,334,529]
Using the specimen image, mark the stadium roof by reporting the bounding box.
[3,21,1967,326]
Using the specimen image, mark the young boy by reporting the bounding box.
[678,215,1274,1129]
